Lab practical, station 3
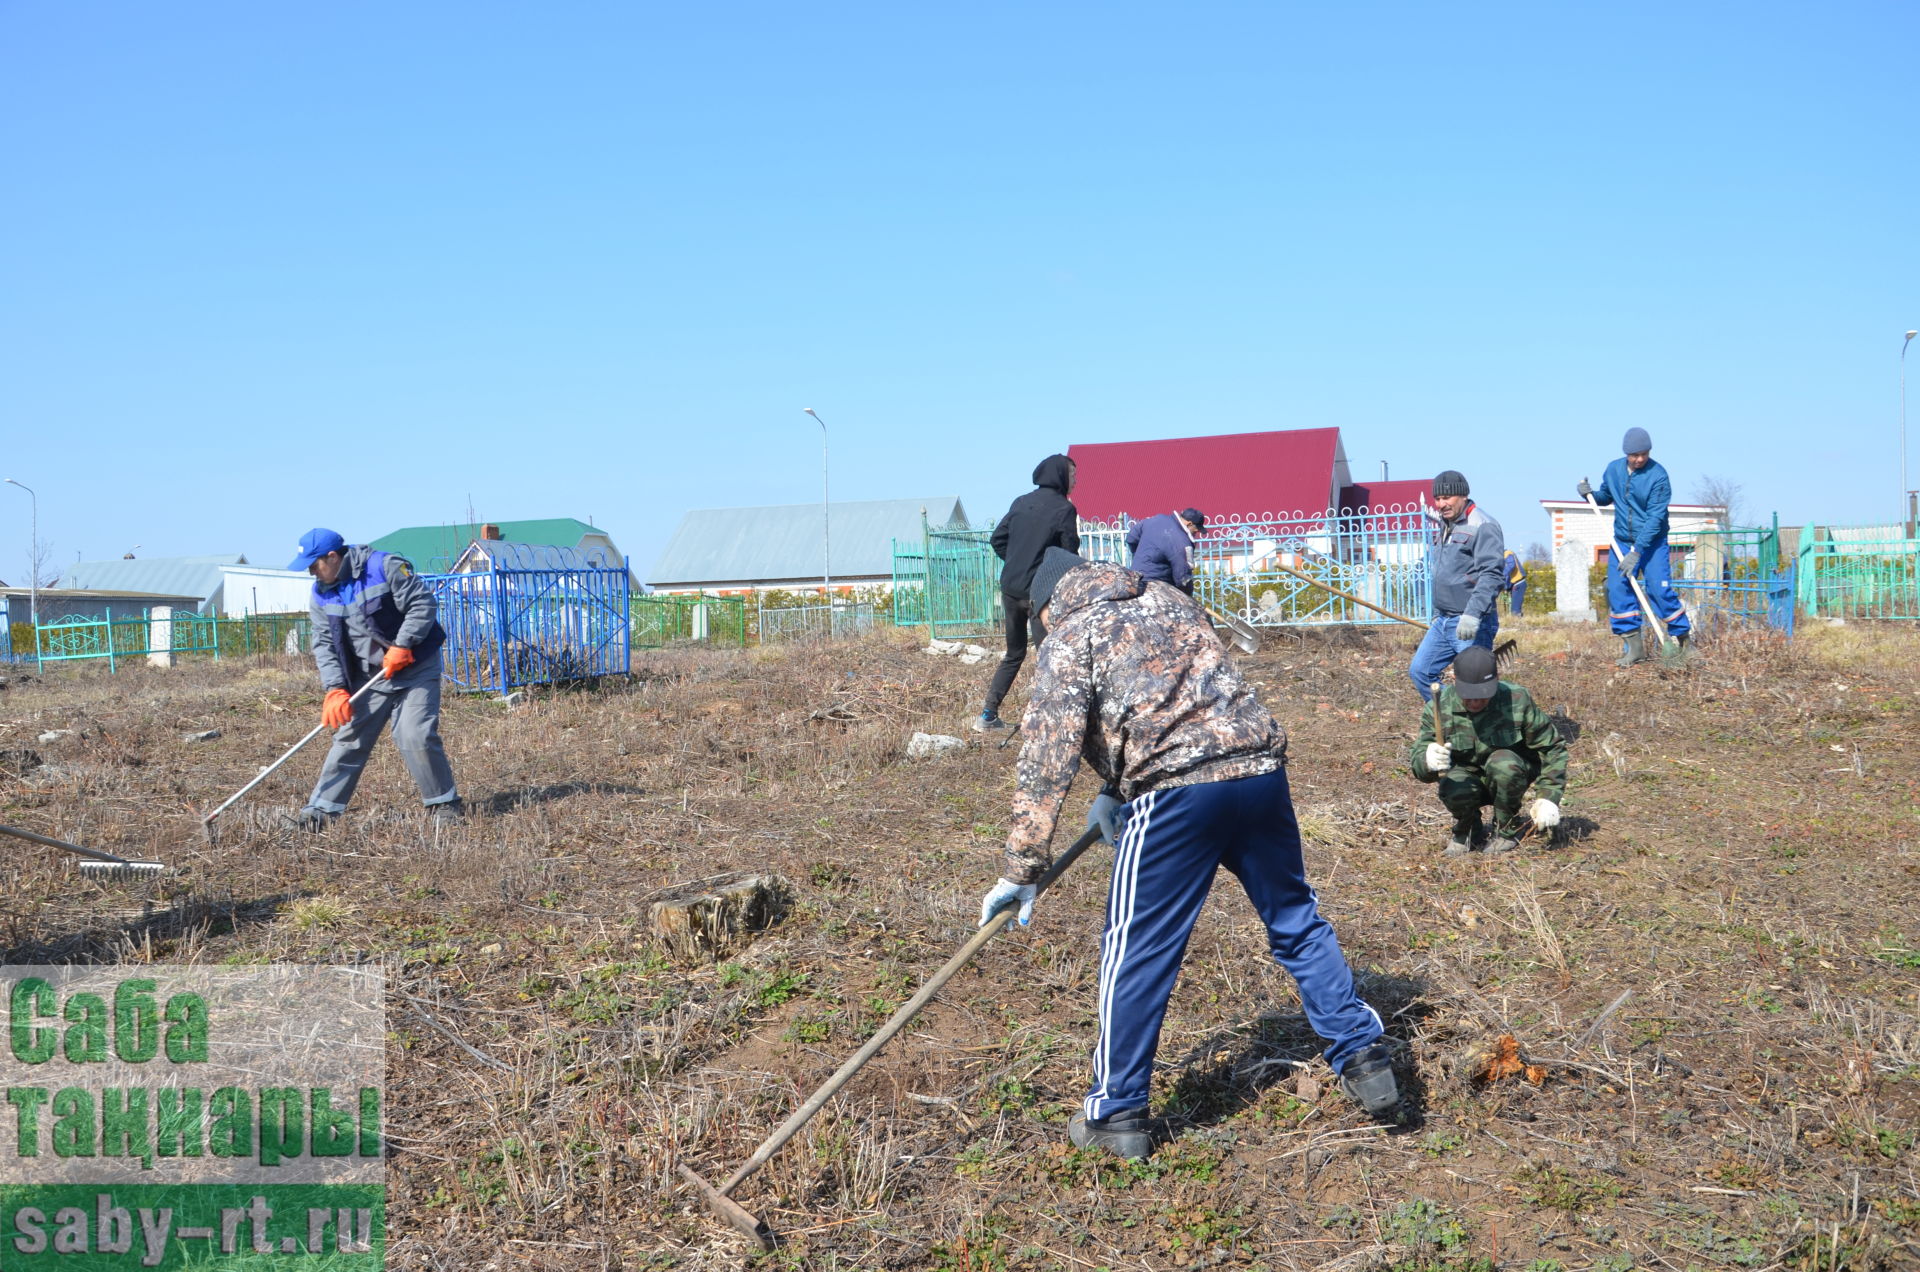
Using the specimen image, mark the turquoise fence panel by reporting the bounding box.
[891,525,1003,639]
[1795,528,1920,620]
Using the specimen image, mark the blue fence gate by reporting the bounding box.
[425,544,631,693]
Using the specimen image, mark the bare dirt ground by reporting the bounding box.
[1,614,1916,1271]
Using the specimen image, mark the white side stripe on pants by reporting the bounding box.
[1087,789,1153,1116]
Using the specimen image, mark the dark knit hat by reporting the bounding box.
[1622,427,1652,454]
[1180,508,1206,532]
[1432,470,1470,498]
[1029,547,1084,612]
[1452,646,1499,699]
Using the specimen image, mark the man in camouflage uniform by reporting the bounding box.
[1410,646,1567,856]
[977,547,1398,1159]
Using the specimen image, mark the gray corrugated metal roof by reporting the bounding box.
[64,555,245,601]
[649,498,968,586]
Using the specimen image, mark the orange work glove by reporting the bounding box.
[382,646,415,679]
[322,688,353,730]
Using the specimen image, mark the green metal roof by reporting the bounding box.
[370,520,608,573]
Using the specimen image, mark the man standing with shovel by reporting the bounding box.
[1580,427,1691,667]
[977,548,1399,1159]
[285,528,464,830]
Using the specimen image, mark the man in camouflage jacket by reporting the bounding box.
[977,548,1399,1158]
[1410,646,1567,856]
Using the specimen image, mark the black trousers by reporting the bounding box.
[982,591,1048,717]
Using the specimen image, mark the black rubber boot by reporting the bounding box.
[1339,1042,1401,1115]
[1068,1108,1154,1159]
[1616,631,1646,668]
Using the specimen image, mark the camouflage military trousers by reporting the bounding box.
[1435,748,1537,835]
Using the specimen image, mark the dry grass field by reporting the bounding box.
[1,613,1916,1271]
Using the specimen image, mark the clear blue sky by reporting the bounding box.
[3,2,1914,583]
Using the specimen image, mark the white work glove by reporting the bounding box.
[1455,613,1480,642]
[1529,798,1561,829]
[978,878,1037,930]
[1424,743,1452,773]
[1087,790,1123,845]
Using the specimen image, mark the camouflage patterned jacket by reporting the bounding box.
[1410,681,1568,802]
[1002,561,1288,884]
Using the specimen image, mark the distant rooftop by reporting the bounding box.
[64,555,247,602]
[371,519,612,573]
[650,497,968,587]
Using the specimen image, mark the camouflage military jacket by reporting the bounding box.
[1410,682,1568,802]
[1002,561,1287,884]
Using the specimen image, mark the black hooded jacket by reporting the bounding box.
[990,454,1081,599]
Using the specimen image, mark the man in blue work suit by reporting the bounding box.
[286,528,464,830]
[1126,507,1205,595]
[1503,549,1527,617]
[1579,427,1692,667]
[1408,471,1505,701]
[978,548,1400,1159]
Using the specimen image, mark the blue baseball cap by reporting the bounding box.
[288,528,346,571]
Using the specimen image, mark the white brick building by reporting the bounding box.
[1541,499,1727,621]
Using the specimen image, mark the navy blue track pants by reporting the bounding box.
[1084,767,1385,1121]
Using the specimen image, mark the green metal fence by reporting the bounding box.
[33,610,312,671]
[1796,525,1920,620]
[632,594,748,648]
[1672,514,1780,580]
[891,524,1003,639]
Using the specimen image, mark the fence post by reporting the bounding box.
[148,607,176,668]
[921,508,934,644]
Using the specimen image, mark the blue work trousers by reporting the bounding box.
[1607,541,1692,638]
[1508,582,1526,616]
[307,652,460,813]
[1083,767,1385,1121]
[1408,612,1498,701]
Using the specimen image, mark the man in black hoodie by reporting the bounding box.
[976,454,1080,731]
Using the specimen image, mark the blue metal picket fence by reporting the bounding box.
[1671,565,1797,640]
[424,555,631,693]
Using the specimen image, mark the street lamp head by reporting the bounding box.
[1906,330,1918,342]
[803,407,820,418]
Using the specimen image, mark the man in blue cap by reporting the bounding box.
[1579,428,1692,667]
[286,528,463,829]
[1125,508,1206,596]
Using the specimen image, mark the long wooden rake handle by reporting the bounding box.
[200,677,383,828]
[1581,490,1676,652]
[0,822,142,866]
[708,822,1107,1199]
[1259,557,1425,629]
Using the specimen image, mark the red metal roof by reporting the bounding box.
[1068,428,1344,524]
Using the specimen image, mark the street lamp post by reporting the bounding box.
[802,408,830,598]
[1904,331,1918,537]
[3,477,37,631]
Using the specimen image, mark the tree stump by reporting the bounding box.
[649,871,793,963]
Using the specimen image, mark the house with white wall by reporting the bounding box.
[1541,499,1727,620]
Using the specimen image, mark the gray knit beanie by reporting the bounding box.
[1029,547,1084,612]
[1622,427,1652,454]
[1432,470,1470,498]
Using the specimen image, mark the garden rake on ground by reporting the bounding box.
[1258,558,1519,667]
[0,823,165,880]
[677,822,1106,1251]
[200,676,382,841]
